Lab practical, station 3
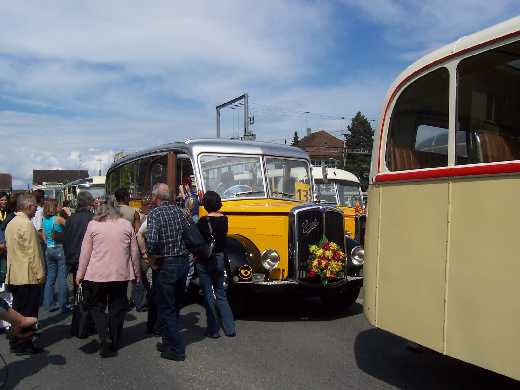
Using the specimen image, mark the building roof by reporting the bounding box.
[33,170,89,185]
[298,130,344,157]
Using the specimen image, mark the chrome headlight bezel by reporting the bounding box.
[261,249,280,271]
[350,246,365,266]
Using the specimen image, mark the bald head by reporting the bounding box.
[152,183,170,203]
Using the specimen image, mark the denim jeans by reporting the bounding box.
[196,253,235,337]
[43,245,68,311]
[155,255,189,358]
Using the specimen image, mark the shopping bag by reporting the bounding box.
[70,284,93,339]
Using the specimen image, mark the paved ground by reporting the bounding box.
[0,292,518,390]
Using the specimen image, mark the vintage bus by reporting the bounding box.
[364,17,520,380]
[59,176,106,209]
[312,167,365,242]
[106,139,364,311]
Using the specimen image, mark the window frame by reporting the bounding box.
[380,36,520,177]
[197,153,268,201]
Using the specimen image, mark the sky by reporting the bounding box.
[1,0,519,188]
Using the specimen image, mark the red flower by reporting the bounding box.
[308,270,316,278]
[322,241,330,250]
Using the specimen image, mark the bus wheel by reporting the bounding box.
[320,286,360,308]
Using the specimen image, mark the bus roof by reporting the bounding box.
[371,16,520,180]
[108,138,310,172]
[312,167,360,184]
[64,176,106,187]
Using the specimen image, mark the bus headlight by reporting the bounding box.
[350,246,364,266]
[261,249,280,271]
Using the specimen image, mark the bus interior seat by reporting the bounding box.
[387,143,420,171]
[477,131,515,162]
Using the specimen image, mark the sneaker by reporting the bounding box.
[225,333,236,338]
[205,333,220,339]
[160,351,185,361]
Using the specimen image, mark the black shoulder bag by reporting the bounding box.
[182,219,212,261]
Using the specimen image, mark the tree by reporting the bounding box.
[343,112,374,190]
[291,131,300,146]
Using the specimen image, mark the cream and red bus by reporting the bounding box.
[364,17,520,380]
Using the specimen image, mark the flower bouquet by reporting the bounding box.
[307,238,346,286]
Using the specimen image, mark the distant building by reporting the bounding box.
[32,169,89,186]
[0,173,12,192]
[298,129,344,168]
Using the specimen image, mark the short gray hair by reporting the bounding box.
[152,183,170,201]
[17,193,36,211]
[93,195,121,222]
[77,191,94,209]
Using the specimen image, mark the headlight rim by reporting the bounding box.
[260,248,280,271]
[350,246,365,266]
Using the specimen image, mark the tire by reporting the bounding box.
[321,286,360,308]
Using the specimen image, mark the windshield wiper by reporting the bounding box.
[271,191,294,197]
[233,190,265,197]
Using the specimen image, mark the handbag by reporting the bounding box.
[182,221,212,261]
[70,284,93,339]
[206,219,216,258]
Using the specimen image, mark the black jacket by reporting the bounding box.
[63,208,93,267]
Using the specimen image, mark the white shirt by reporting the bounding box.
[32,206,43,231]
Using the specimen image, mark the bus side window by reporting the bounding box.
[457,40,520,164]
[385,67,450,171]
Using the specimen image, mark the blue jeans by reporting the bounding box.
[196,253,235,337]
[43,246,68,311]
[155,255,189,358]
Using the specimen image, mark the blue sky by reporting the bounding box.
[1,0,519,188]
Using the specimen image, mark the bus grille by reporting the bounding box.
[292,205,345,281]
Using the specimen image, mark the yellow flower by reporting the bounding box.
[325,250,333,259]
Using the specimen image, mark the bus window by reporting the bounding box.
[150,155,167,189]
[107,169,120,194]
[120,162,137,196]
[200,155,265,199]
[457,40,520,164]
[385,67,449,171]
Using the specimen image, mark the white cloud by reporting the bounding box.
[1,1,518,188]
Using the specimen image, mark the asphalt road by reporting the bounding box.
[0,292,518,390]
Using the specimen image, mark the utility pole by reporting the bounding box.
[96,159,102,176]
[216,93,255,140]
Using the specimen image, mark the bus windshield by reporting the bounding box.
[264,158,311,202]
[337,181,363,208]
[199,155,266,200]
[316,182,337,204]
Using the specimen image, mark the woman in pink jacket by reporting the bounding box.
[76,197,140,358]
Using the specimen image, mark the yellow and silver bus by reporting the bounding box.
[106,139,364,313]
[364,17,520,380]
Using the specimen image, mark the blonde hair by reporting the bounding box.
[43,199,57,217]
[93,196,121,222]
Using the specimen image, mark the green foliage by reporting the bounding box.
[291,131,300,146]
[342,112,374,190]
[345,112,374,150]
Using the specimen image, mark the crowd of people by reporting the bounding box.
[0,183,236,361]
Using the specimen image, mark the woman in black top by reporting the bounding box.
[196,191,236,338]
